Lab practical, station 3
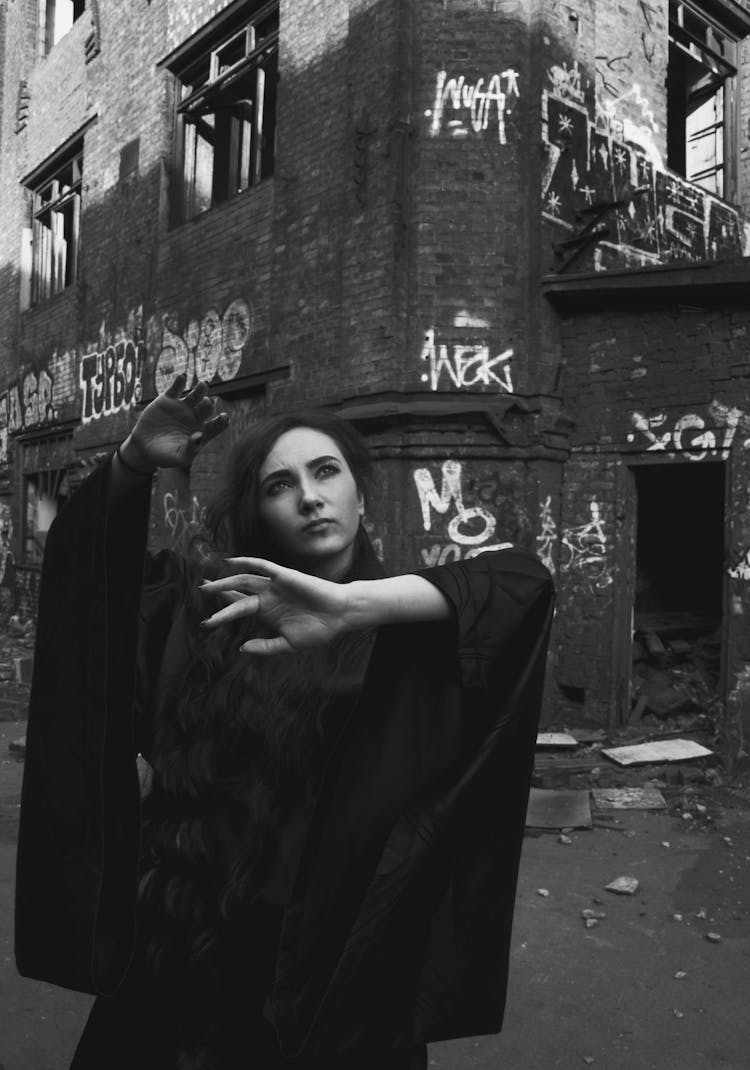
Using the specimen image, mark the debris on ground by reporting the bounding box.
[581,909,606,927]
[601,739,713,766]
[592,786,667,810]
[705,932,722,943]
[536,732,578,748]
[537,888,550,897]
[604,875,640,895]
[525,788,592,830]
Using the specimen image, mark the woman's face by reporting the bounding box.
[257,427,364,579]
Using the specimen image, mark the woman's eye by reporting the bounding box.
[267,480,291,496]
[317,464,340,478]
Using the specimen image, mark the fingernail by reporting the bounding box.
[199,618,210,627]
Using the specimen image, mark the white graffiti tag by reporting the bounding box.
[536,495,557,575]
[729,548,750,582]
[413,461,513,568]
[154,298,251,394]
[428,69,519,143]
[420,329,513,392]
[560,499,612,589]
[163,493,205,549]
[414,461,496,546]
[628,403,750,460]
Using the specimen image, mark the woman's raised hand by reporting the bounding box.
[199,558,351,656]
[120,373,229,472]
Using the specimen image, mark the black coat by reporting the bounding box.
[15,459,554,1058]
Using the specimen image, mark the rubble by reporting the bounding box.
[604,876,639,895]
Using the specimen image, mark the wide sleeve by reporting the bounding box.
[417,548,554,725]
[269,549,555,1057]
[14,459,183,995]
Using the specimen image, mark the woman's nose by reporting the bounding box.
[298,479,323,511]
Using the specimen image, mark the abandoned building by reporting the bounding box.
[2,0,750,755]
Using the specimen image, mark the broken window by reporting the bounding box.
[667,1,740,199]
[168,1,279,223]
[26,142,83,305]
[23,468,70,564]
[43,0,85,53]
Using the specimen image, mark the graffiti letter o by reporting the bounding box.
[448,506,496,546]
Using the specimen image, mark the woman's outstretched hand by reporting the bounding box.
[199,560,452,656]
[119,373,229,472]
[199,558,351,656]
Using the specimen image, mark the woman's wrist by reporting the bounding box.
[116,435,157,477]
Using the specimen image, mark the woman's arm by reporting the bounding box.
[346,574,451,627]
[200,559,451,656]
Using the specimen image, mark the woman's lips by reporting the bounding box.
[303,518,334,532]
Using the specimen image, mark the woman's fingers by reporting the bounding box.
[193,395,216,421]
[164,373,187,399]
[219,589,245,603]
[200,574,270,595]
[224,557,283,579]
[239,636,293,656]
[202,594,260,628]
[183,381,209,408]
[202,412,230,443]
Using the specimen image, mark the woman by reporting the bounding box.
[15,376,554,1070]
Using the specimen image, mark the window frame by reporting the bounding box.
[165,0,279,225]
[667,0,745,200]
[42,0,86,55]
[25,142,83,307]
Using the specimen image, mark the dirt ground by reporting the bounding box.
[2,628,750,1069]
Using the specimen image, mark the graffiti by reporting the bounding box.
[427,68,520,143]
[0,502,16,616]
[729,547,750,582]
[627,402,750,460]
[542,83,744,266]
[596,80,663,168]
[154,298,251,394]
[80,338,146,424]
[0,503,13,585]
[0,366,60,449]
[413,460,513,566]
[537,495,557,575]
[547,61,585,103]
[163,492,205,550]
[419,328,514,393]
[0,396,7,467]
[22,368,57,427]
[560,499,612,590]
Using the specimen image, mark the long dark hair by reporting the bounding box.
[140,410,381,1066]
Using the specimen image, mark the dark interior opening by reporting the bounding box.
[631,463,724,719]
[634,462,724,629]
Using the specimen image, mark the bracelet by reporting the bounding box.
[116,443,155,477]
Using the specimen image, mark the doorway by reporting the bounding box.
[631,462,725,721]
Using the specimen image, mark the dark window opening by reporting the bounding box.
[632,463,724,717]
[27,144,83,305]
[170,2,279,223]
[667,1,739,198]
[44,0,85,54]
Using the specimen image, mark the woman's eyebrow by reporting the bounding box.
[260,456,341,488]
